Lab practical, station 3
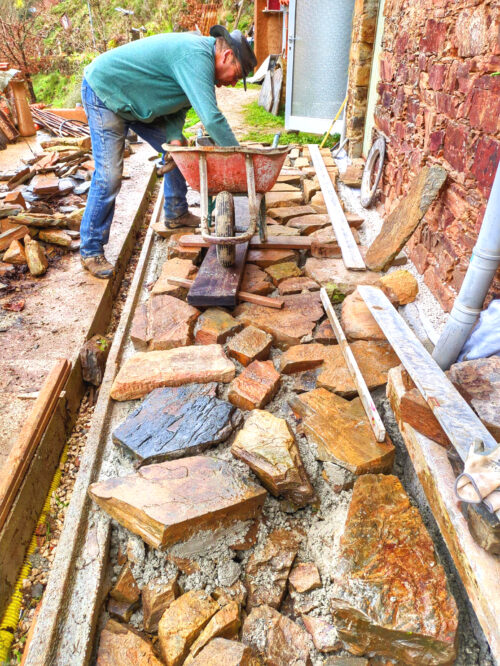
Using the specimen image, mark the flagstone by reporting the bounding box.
[24,235,48,276]
[228,360,280,410]
[110,563,140,604]
[267,205,317,223]
[130,294,200,350]
[280,343,330,374]
[287,214,329,235]
[187,638,256,666]
[314,319,336,344]
[266,224,301,237]
[301,615,340,653]
[89,456,267,549]
[341,289,386,342]
[186,602,241,662]
[247,248,298,268]
[240,263,273,295]
[265,191,304,208]
[96,619,162,666]
[110,344,235,401]
[38,228,73,247]
[331,474,458,664]
[167,232,202,261]
[3,239,26,265]
[232,410,315,507]
[152,258,197,297]
[234,301,318,349]
[112,384,238,464]
[290,388,395,474]
[292,369,319,393]
[226,325,273,366]
[303,177,320,203]
[278,276,319,295]
[265,261,303,286]
[379,269,418,305]
[271,183,301,192]
[195,308,243,344]
[288,563,321,593]
[304,257,381,295]
[142,574,180,633]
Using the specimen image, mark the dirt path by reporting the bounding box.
[216,85,260,138]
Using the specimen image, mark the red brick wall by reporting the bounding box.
[374,0,500,312]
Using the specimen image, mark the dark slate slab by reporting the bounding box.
[112,383,239,465]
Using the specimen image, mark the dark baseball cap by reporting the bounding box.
[210,25,257,90]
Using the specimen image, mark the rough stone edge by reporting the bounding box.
[23,188,161,666]
[386,365,500,664]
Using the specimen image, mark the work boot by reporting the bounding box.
[80,254,115,279]
[164,211,200,230]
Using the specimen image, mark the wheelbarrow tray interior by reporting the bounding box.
[166,145,290,196]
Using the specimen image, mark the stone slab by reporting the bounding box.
[247,248,298,268]
[232,410,315,507]
[267,224,301,237]
[287,214,329,235]
[280,343,330,374]
[240,264,273,295]
[88,456,267,549]
[265,191,304,208]
[278,277,319,295]
[226,325,273,367]
[142,575,180,633]
[341,289,386,342]
[112,384,238,464]
[187,638,256,666]
[304,257,380,295]
[267,205,317,223]
[130,294,200,351]
[152,258,197,297]
[195,308,243,345]
[365,166,447,271]
[265,261,303,286]
[290,388,395,475]
[110,344,235,401]
[96,619,162,665]
[187,602,240,661]
[228,360,280,410]
[331,474,458,664]
[314,319,336,344]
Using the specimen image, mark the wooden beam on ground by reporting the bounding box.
[387,365,500,661]
[179,234,315,250]
[0,359,71,531]
[308,144,365,270]
[358,286,500,520]
[320,288,386,442]
[187,243,249,308]
[168,276,284,309]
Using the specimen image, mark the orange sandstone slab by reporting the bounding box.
[247,248,298,268]
[278,276,319,295]
[152,257,197,297]
[195,308,243,344]
[228,360,280,410]
[110,344,235,401]
[130,294,200,351]
[226,325,273,366]
[88,456,267,549]
[187,638,256,666]
[96,619,162,666]
[240,263,273,295]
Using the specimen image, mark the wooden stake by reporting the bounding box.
[320,287,386,442]
[167,276,284,309]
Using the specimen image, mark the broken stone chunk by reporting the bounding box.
[24,235,48,276]
[331,474,458,664]
[110,563,140,604]
[232,410,316,507]
[110,344,235,401]
[186,601,241,661]
[292,369,319,393]
[365,166,447,271]
[314,319,336,345]
[142,574,180,633]
[379,269,418,305]
[301,615,340,653]
[290,388,395,475]
[88,456,267,549]
[288,563,321,593]
[245,528,302,610]
[303,178,321,203]
[187,638,257,666]
[265,261,303,286]
[38,228,73,247]
[267,224,301,237]
[107,597,138,623]
[240,263,273,295]
[112,384,238,464]
[304,257,380,294]
[80,334,110,386]
[398,386,450,447]
[287,213,328,234]
[166,231,201,261]
[322,461,356,493]
[226,325,273,367]
[213,580,247,608]
[247,248,298,268]
[278,276,319,295]
[241,604,311,665]
[3,239,26,265]
[130,294,200,351]
[317,341,400,397]
[280,343,330,374]
[158,589,219,666]
[267,205,316,222]
[228,360,280,410]
[323,658,368,666]
[96,619,162,665]
[152,257,197,297]
[340,164,363,187]
[195,308,243,344]
[341,289,386,342]
[234,300,317,349]
[265,191,304,208]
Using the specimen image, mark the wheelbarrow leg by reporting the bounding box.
[258,196,267,242]
[198,153,210,236]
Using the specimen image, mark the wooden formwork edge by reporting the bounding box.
[23,190,164,666]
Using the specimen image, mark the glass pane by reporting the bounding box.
[291,0,355,119]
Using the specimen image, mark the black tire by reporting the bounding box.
[215,191,236,267]
[360,136,386,208]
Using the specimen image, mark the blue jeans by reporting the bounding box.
[80,78,188,257]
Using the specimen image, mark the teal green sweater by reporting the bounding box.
[84,33,238,146]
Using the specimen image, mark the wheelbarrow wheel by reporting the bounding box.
[215,191,235,267]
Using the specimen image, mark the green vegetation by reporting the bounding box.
[32,71,82,107]
[241,100,340,147]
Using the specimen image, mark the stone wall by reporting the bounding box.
[374,0,499,312]
[346,0,379,158]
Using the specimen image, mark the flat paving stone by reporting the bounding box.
[287,214,329,235]
[228,360,280,410]
[226,325,273,366]
[96,619,162,665]
[278,276,319,295]
[304,257,381,295]
[187,638,254,666]
[110,344,235,401]
[267,205,317,223]
[232,410,315,507]
[240,264,273,295]
[151,258,198,297]
[265,261,303,286]
[142,575,180,633]
[280,343,330,374]
[89,456,267,549]
[195,308,243,344]
[290,388,395,474]
[265,191,304,208]
[331,474,458,664]
[314,319,336,344]
[130,294,200,351]
[187,602,240,661]
[113,383,238,465]
[266,224,301,237]
[246,248,298,268]
[341,289,386,342]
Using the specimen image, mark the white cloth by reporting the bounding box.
[458,299,500,362]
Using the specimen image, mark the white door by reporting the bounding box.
[285,0,355,135]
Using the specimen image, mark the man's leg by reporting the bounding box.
[129,120,199,229]
[80,78,127,277]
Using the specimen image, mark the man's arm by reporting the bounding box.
[171,53,239,147]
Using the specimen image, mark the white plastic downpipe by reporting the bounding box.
[433,161,500,369]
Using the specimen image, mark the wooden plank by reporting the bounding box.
[308,144,365,270]
[0,359,70,532]
[320,287,386,442]
[168,276,284,309]
[387,366,500,661]
[179,234,314,250]
[187,242,249,308]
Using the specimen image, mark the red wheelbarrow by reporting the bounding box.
[167,144,290,267]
